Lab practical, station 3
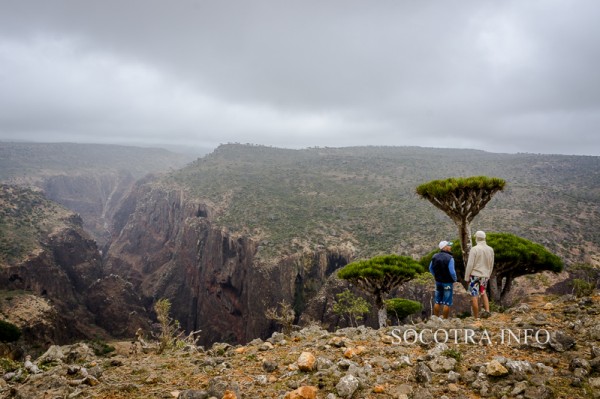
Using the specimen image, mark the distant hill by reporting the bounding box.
[0,142,198,245]
[0,142,196,183]
[168,144,600,265]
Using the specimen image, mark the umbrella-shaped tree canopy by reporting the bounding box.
[416,176,506,281]
[338,254,424,328]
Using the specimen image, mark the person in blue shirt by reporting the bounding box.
[429,240,457,319]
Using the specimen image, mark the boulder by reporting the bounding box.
[297,352,317,372]
[426,356,457,373]
[284,386,318,399]
[486,360,509,377]
[336,374,360,399]
[415,363,432,384]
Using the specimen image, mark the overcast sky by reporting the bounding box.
[1,1,599,156]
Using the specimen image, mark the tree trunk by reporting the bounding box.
[377,307,387,329]
[499,274,513,305]
[376,294,387,328]
[456,219,472,289]
[488,273,501,303]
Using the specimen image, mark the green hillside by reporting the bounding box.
[0,185,73,264]
[169,144,600,264]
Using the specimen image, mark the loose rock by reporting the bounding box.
[336,374,360,399]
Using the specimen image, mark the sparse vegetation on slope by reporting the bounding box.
[0,185,73,264]
[0,142,197,246]
[167,144,600,265]
[3,293,599,398]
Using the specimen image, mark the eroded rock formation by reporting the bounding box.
[41,171,138,248]
[0,185,150,346]
[104,183,354,345]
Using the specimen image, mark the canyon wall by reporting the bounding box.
[104,183,354,345]
[41,171,138,248]
[0,186,150,345]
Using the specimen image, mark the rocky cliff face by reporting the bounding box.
[0,185,150,346]
[41,171,138,248]
[104,182,354,345]
[5,234,151,344]
[1,223,104,344]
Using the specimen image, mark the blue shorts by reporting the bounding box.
[434,282,454,306]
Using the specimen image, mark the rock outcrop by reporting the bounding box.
[104,183,354,345]
[0,185,150,348]
[2,231,149,346]
[2,293,599,399]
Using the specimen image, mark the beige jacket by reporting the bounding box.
[464,239,494,280]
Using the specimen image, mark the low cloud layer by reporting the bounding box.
[1,1,599,155]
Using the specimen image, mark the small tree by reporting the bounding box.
[333,289,371,328]
[154,298,181,354]
[385,298,422,325]
[265,300,296,335]
[416,176,506,283]
[337,254,424,328]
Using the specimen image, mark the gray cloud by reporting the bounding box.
[0,0,599,155]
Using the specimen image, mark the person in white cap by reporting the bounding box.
[464,230,495,319]
[428,240,457,319]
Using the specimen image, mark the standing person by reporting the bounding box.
[464,230,495,319]
[429,240,457,319]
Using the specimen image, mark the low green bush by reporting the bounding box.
[88,339,116,356]
[442,348,462,362]
[0,320,21,342]
[489,301,505,313]
[571,278,595,297]
[0,357,20,373]
[385,298,422,323]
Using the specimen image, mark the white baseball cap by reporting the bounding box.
[438,241,453,250]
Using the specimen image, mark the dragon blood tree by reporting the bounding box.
[337,254,424,328]
[474,232,563,302]
[416,176,506,282]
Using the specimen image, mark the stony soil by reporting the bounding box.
[1,293,599,399]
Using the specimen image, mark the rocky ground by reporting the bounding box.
[1,293,599,399]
